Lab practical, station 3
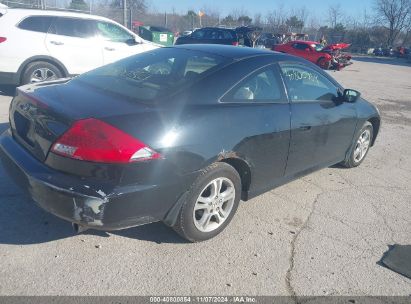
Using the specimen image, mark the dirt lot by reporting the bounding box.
[0,56,410,296]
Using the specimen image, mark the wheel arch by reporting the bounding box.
[17,56,70,85]
[219,157,252,201]
[368,116,380,146]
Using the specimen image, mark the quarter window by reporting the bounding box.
[280,64,338,102]
[224,67,284,103]
[50,17,96,38]
[18,16,54,33]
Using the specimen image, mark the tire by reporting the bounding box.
[317,57,331,70]
[342,121,373,168]
[21,61,63,85]
[173,162,241,242]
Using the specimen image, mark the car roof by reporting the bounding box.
[196,27,236,32]
[173,44,280,60]
[4,8,115,22]
[291,40,319,44]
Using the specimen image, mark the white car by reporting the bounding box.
[0,8,159,85]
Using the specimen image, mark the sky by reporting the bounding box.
[149,0,374,23]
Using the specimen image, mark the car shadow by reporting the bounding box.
[0,85,16,97]
[353,55,411,67]
[0,171,186,245]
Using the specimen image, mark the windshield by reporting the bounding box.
[74,48,229,102]
[311,43,324,51]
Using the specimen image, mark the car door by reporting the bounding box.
[95,20,148,64]
[279,62,357,176]
[221,64,291,193]
[291,42,317,63]
[45,17,103,75]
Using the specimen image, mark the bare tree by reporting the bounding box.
[374,0,411,46]
[327,4,344,28]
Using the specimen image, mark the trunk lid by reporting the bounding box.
[9,79,156,162]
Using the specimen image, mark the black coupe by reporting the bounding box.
[0,45,380,242]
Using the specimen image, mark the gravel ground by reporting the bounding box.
[0,56,410,296]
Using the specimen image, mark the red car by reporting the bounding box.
[272,40,352,70]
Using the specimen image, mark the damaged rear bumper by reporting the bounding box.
[0,129,174,230]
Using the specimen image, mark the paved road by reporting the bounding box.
[0,57,410,296]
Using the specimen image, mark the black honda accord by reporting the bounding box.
[0,45,380,242]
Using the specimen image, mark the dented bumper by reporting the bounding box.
[0,129,167,230]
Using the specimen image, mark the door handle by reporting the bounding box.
[105,47,115,51]
[50,41,64,45]
[299,126,312,131]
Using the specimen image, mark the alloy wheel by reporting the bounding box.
[193,177,236,233]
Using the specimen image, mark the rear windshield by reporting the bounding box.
[75,48,229,101]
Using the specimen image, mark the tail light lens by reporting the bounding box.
[0,37,6,43]
[232,41,239,46]
[51,118,161,163]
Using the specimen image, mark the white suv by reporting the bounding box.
[0,8,159,85]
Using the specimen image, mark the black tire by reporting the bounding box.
[317,57,331,70]
[21,61,63,85]
[342,121,373,168]
[173,162,241,242]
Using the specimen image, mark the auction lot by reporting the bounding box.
[0,56,410,296]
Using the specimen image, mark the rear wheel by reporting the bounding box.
[173,162,241,242]
[342,121,373,168]
[317,57,331,70]
[21,61,63,85]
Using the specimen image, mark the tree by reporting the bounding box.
[374,0,411,46]
[222,15,235,26]
[328,4,344,28]
[184,10,197,29]
[110,0,146,13]
[286,16,304,32]
[237,15,252,26]
[68,0,89,11]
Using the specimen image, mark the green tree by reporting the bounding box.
[238,15,252,26]
[286,16,304,32]
[68,0,89,11]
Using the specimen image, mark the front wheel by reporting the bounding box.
[317,57,331,70]
[173,162,241,242]
[342,121,373,168]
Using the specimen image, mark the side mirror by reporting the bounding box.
[305,48,311,52]
[343,89,361,103]
[126,38,141,45]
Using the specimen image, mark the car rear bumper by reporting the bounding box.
[0,129,187,230]
[0,71,19,85]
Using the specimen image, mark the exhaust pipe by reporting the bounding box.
[72,223,89,234]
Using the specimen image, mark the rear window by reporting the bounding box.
[49,17,96,38]
[75,48,229,101]
[18,16,54,33]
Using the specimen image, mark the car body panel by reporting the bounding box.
[0,45,380,230]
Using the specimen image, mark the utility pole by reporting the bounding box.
[123,0,127,27]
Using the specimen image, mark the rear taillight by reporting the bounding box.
[51,118,161,163]
[0,37,6,43]
[232,41,239,46]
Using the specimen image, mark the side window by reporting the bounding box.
[280,64,338,102]
[50,17,96,38]
[18,16,54,33]
[293,43,308,50]
[192,29,206,39]
[96,21,133,42]
[223,67,284,103]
